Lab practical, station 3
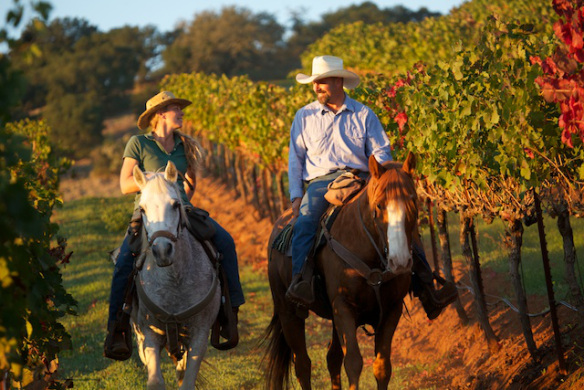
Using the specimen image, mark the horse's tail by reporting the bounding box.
[261,312,292,390]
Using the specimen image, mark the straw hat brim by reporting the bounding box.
[296,69,360,89]
[137,98,192,130]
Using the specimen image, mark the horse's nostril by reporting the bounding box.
[166,244,173,257]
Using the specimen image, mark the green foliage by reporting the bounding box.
[286,2,440,65]
[301,0,556,77]
[1,119,76,386]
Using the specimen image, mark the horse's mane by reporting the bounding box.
[367,161,418,216]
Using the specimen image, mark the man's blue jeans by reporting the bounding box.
[107,216,244,325]
[291,173,341,276]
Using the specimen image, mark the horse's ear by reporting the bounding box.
[369,155,386,179]
[403,151,416,176]
[165,161,178,183]
[133,165,147,189]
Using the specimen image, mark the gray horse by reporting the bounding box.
[131,162,220,390]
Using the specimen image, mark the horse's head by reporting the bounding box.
[366,152,418,275]
[134,161,185,267]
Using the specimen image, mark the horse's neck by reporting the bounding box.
[330,193,380,260]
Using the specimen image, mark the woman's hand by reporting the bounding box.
[184,169,196,200]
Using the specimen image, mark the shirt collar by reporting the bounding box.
[320,93,356,115]
[145,131,183,145]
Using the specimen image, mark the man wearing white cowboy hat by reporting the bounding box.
[286,55,458,320]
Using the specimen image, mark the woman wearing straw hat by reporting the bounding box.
[285,55,457,320]
[104,91,244,360]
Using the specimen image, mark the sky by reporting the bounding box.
[2,0,468,35]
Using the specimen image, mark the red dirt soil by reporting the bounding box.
[60,168,584,390]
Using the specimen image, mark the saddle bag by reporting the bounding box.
[186,207,216,240]
[324,171,366,206]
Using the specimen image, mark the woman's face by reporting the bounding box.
[159,104,184,129]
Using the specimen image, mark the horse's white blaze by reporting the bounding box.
[141,193,179,236]
[385,200,412,273]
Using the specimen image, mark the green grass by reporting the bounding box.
[54,197,584,389]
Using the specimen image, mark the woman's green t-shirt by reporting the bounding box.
[123,132,190,209]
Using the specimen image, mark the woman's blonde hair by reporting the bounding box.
[175,130,204,171]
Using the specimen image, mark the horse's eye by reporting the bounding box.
[171,201,180,209]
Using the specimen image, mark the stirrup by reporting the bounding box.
[104,323,132,361]
[432,271,449,286]
[285,275,313,319]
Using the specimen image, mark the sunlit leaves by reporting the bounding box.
[1,120,76,385]
[534,0,584,153]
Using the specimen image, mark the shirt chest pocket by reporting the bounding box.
[345,125,366,149]
[304,125,328,154]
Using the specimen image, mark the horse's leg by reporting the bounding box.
[327,321,344,390]
[179,331,210,390]
[372,306,402,390]
[132,322,147,365]
[140,333,166,390]
[280,312,312,390]
[333,301,362,390]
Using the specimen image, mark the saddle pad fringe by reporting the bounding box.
[272,223,294,254]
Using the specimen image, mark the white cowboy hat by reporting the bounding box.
[137,91,192,130]
[296,55,360,89]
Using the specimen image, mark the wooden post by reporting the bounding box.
[505,217,537,357]
[437,209,469,325]
[552,195,584,322]
[461,213,499,353]
[534,191,567,373]
[426,198,440,274]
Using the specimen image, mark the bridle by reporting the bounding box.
[140,197,185,249]
[358,194,390,270]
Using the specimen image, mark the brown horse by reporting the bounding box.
[264,153,418,390]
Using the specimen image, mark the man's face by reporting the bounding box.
[313,77,343,105]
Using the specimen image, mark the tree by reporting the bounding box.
[9,17,98,113]
[10,19,161,156]
[162,6,286,80]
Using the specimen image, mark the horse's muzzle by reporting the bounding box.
[151,239,175,267]
[387,255,412,276]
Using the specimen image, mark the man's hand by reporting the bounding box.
[291,198,301,219]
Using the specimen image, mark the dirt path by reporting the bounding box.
[59,168,584,389]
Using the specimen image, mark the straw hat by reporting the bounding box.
[137,91,192,130]
[296,55,360,89]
